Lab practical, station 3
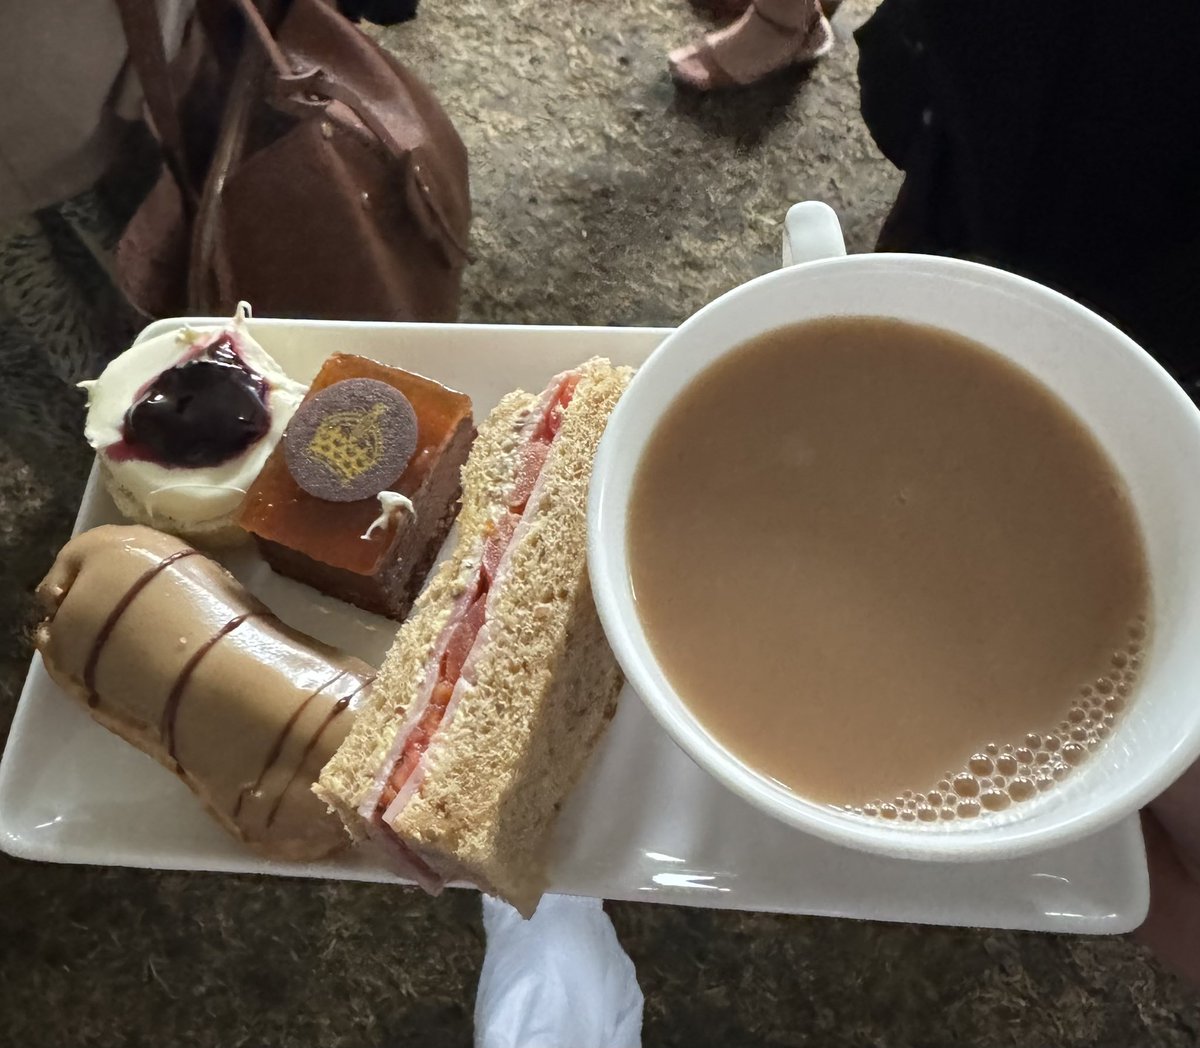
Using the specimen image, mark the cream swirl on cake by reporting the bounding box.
[80,303,307,546]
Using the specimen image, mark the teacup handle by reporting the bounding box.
[782,201,847,267]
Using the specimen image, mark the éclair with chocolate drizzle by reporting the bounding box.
[36,524,375,861]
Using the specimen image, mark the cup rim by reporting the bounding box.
[588,251,1200,862]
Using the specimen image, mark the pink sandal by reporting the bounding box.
[668,1,834,91]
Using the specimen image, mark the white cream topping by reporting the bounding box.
[81,303,307,525]
[360,491,416,541]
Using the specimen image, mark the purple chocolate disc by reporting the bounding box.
[284,378,418,502]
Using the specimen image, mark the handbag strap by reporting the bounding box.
[114,0,195,203]
[188,8,269,311]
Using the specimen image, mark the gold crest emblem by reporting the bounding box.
[307,402,388,483]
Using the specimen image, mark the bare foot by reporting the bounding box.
[669,1,833,91]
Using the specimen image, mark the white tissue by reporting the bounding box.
[475,894,644,1048]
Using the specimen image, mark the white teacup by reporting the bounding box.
[588,201,1200,862]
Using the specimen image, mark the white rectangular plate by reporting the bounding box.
[0,317,1149,933]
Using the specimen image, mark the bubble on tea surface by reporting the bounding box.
[940,808,955,821]
[956,800,982,819]
[981,789,1011,812]
[938,779,952,793]
[1009,778,1036,802]
[1112,651,1128,670]
[900,809,917,822]
[1129,622,1147,641]
[1095,677,1114,695]
[927,791,944,808]
[1063,743,1090,768]
[1079,684,1094,698]
[1025,733,1043,750]
[953,774,980,798]
[985,743,999,756]
[969,754,994,776]
[1035,775,1056,792]
[1015,747,1034,765]
[1045,736,1061,753]
[1068,706,1087,724]
[862,803,879,817]
[917,806,938,823]
[1035,751,1051,766]
[1116,681,1131,698]
[880,803,899,820]
[996,754,1019,776]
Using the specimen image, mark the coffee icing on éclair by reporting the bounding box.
[38,525,374,859]
[80,302,307,526]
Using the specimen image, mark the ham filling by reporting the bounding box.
[366,370,581,884]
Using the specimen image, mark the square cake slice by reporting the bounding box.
[238,353,474,619]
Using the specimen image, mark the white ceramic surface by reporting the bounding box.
[589,203,1200,864]
[0,317,1149,932]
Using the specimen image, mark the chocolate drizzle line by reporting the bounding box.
[83,548,198,707]
[265,674,376,827]
[162,612,259,766]
[232,668,351,820]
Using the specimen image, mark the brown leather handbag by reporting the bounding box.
[114,0,471,322]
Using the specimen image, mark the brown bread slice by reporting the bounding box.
[315,358,631,914]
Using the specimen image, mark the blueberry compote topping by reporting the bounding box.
[119,334,270,468]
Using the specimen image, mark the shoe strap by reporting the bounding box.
[750,1,809,34]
